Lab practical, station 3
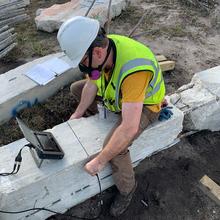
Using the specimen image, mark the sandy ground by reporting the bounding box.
[0,0,220,219]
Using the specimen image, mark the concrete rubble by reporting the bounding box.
[35,0,130,33]
[170,65,220,131]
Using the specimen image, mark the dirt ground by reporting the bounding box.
[0,0,220,219]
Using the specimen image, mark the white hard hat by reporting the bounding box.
[57,16,100,67]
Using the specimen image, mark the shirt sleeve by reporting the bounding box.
[121,71,152,103]
[121,71,161,112]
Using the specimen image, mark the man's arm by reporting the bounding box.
[85,102,143,175]
[70,80,98,119]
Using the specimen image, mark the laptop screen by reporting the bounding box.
[16,117,60,153]
[35,133,59,151]
[16,117,40,149]
[16,117,64,160]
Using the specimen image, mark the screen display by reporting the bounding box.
[36,133,59,152]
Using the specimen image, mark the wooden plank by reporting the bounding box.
[199,175,220,206]
[159,60,175,72]
[156,55,167,62]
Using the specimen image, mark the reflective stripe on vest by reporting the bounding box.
[146,77,164,97]
[115,58,161,110]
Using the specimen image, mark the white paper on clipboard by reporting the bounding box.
[25,57,71,85]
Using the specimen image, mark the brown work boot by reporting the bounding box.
[110,182,137,217]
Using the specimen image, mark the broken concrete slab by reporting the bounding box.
[0,104,183,220]
[35,0,129,33]
[0,53,82,125]
[170,65,220,131]
[192,65,220,97]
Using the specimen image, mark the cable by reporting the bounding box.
[96,173,103,205]
[0,174,103,219]
[0,144,31,176]
[0,207,100,220]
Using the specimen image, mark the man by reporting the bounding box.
[57,16,165,217]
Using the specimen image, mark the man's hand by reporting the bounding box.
[69,111,82,120]
[69,80,98,121]
[84,157,105,176]
[84,102,143,176]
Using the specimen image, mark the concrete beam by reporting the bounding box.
[0,0,29,9]
[0,33,16,51]
[0,28,14,41]
[0,1,29,58]
[0,42,17,58]
[0,8,25,20]
[0,14,29,27]
[0,53,82,124]
[0,104,183,220]
[0,25,9,33]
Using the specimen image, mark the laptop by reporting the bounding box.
[16,117,64,160]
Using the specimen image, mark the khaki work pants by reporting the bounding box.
[70,79,160,195]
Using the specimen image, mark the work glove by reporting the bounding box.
[158,106,173,121]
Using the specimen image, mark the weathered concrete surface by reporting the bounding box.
[0,104,183,220]
[0,53,82,125]
[170,65,220,131]
[35,0,130,33]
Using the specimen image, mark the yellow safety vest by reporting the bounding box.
[94,35,165,112]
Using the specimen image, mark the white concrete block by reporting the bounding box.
[0,53,82,125]
[170,65,220,131]
[35,0,129,33]
[189,100,220,131]
[192,65,220,98]
[0,104,183,220]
